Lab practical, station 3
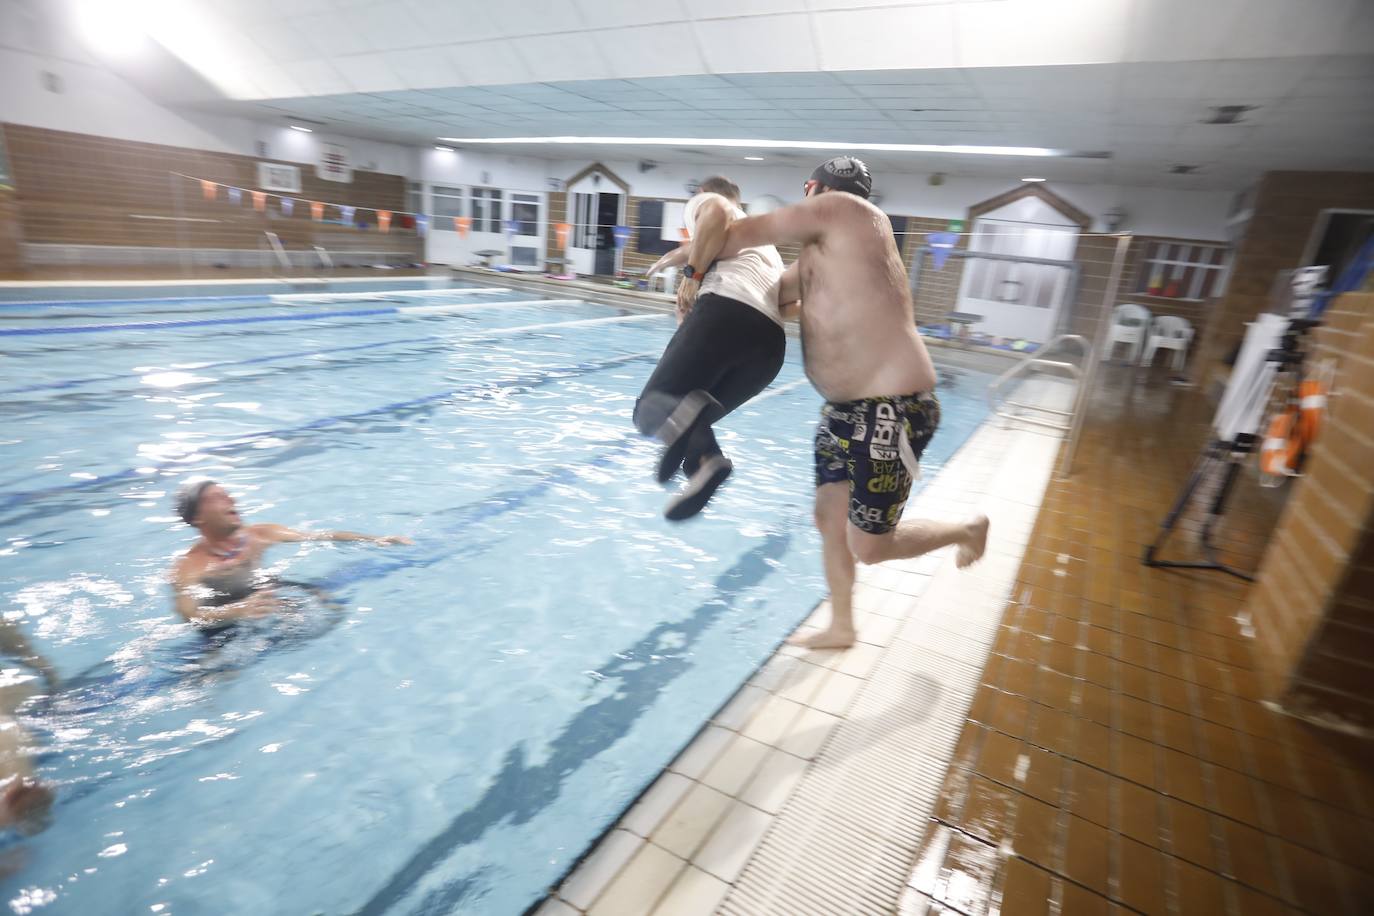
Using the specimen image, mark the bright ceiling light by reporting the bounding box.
[289,125,313,133]
[1021,177,1047,182]
[436,136,1109,159]
[744,156,765,161]
[434,145,455,152]
[75,0,151,56]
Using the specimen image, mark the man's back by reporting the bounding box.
[793,193,937,402]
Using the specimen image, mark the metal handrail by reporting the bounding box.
[262,231,290,276]
[986,334,1090,430]
[313,245,334,270]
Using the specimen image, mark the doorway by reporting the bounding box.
[594,193,619,275]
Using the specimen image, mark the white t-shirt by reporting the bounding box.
[683,193,785,326]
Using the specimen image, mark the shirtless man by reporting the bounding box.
[702,157,989,648]
[169,479,411,624]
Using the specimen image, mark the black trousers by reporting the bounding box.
[634,293,787,476]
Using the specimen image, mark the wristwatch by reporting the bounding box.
[683,264,701,280]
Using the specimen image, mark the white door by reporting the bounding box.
[506,192,544,268]
[568,191,597,275]
[955,198,1080,343]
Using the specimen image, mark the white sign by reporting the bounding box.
[317,142,352,183]
[661,201,686,242]
[257,162,301,193]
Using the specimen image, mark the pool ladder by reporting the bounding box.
[261,231,290,277]
[986,333,1096,478]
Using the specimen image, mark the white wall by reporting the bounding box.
[419,147,554,265]
[550,157,1232,242]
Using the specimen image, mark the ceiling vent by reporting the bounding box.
[1202,105,1257,125]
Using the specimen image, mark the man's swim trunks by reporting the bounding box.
[814,392,940,535]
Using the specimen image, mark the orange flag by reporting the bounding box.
[377,210,392,233]
[554,222,571,248]
[679,227,690,241]
[200,179,217,200]
[251,191,266,212]
[310,201,325,221]
[455,216,472,239]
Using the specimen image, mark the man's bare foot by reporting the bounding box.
[786,627,856,650]
[956,514,990,569]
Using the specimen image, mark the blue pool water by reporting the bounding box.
[0,286,992,914]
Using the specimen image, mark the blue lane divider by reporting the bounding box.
[0,348,661,522]
[0,293,274,310]
[0,334,436,396]
[0,306,401,336]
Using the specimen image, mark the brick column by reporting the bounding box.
[1246,291,1374,730]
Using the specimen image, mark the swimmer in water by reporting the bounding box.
[169,479,412,624]
[0,620,57,844]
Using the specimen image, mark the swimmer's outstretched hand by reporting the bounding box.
[371,535,413,546]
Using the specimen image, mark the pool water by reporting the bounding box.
[0,287,992,914]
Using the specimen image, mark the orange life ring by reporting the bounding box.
[1260,410,1302,477]
[1298,378,1327,445]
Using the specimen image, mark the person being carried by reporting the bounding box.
[700,157,989,649]
[636,175,799,520]
[0,620,58,846]
[169,479,411,624]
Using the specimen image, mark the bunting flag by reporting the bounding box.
[310,200,325,221]
[415,214,429,237]
[554,222,571,248]
[612,225,631,250]
[227,187,242,205]
[455,216,472,239]
[927,231,958,270]
[250,190,266,212]
[280,198,294,217]
[340,205,356,225]
[200,179,217,201]
[502,218,518,238]
[377,210,392,233]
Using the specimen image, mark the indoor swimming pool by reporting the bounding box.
[0,284,994,914]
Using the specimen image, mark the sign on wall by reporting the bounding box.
[257,162,301,193]
[317,142,352,183]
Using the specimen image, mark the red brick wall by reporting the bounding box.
[1246,291,1374,728]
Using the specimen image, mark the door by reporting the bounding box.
[594,193,620,275]
[955,217,1078,343]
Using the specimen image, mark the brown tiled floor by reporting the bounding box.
[907,365,1374,915]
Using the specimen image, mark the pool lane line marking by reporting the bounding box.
[269,287,508,304]
[0,310,670,396]
[0,348,665,518]
[0,298,600,337]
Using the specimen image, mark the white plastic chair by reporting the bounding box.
[1103,303,1152,363]
[1141,315,1194,370]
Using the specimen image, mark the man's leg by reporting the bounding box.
[845,514,989,568]
[788,482,860,649]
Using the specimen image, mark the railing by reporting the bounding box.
[313,245,334,270]
[986,334,1090,432]
[261,231,290,276]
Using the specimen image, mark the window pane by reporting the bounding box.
[432,190,464,218]
[512,200,539,236]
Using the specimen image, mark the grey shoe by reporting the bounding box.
[649,389,721,484]
[664,455,733,522]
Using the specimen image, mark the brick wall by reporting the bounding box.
[2,123,421,263]
[0,185,21,273]
[1246,291,1374,729]
[1208,171,1374,367]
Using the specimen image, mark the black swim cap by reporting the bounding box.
[810,156,872,199]
[174,478,216,525]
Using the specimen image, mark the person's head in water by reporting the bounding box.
[696,175,741,204]
[803,156,872,200]
[1,777,54,837]
[174,479,241,537]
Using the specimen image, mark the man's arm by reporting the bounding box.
[646,244,689,278]
[676,196,734,316]
[717,193,840,260]
[169,566,274,624]
[252,523,411,546]
[777,262,802,321]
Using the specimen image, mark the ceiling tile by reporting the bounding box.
[693,14,817,73]
[448,41,536,86]
[682,0,807,17]
[337,53,407,93]
[957,0,1132,68]
[593,24,705,79]
[483,1,588,37]
[576,0,688,29]
[814,4,957,71]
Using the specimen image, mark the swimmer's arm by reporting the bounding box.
[684,196,732,277]
[169,569,273,623]
[646,245,688,278]
[0,620,58,690]
[252,523,412,546]
[717,194,835,258]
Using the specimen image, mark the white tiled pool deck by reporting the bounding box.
[534,378,1073,916]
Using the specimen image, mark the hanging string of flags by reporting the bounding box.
[178,171,465,237]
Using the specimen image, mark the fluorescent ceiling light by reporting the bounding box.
[744,156,765,161]
[1021,176,1047,182]
[75,0,150,56]
[434,145,455,152]
[437,136,1110,159]
[289,125,313,133]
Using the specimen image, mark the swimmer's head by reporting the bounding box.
[696,175,741,204]
[1,778,54,837]
[174,479,240,534]
[804,156,872,200]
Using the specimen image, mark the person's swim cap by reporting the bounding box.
[174,478,216,525]
[810,156,872,199]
